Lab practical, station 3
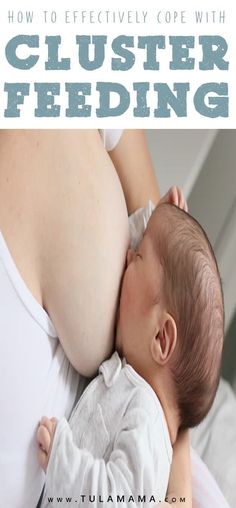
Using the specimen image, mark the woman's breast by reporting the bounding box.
[0,130,130,374]
[48,130,130,374]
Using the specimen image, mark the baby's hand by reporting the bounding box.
[37,416,58,472]
[159,186,188,212]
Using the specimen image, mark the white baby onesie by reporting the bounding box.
[43,352,172,507]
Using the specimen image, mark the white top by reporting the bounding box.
[43,352,172,508]
[0,232,79,508]
[100,129,123,151]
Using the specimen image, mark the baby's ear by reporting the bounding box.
[151,313,177,365]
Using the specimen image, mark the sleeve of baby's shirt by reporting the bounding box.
[44,402,169,507]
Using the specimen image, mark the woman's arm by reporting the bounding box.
[108,130,160,214]
[167,430,192,507]
[159,430,192,508]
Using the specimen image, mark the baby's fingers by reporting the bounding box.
[37,442,49,472]
[177,186,188,212]
[37,424,51,453]
[164,186,188,212]
[37,424,51,471]
[37,416,58,472]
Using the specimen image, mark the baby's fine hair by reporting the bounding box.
[152,203,224,430]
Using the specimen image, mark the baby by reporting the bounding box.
[37,193,224,507]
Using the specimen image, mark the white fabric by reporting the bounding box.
[100,129,123,151]
[0,232,79,508]
[191,379,236,508]
[190,447,231,508]
[43,352,172,508]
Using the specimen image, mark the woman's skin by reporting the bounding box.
[0,130,127,375]
[0,129,160,375]
[0,129,190,505]
[108,129,160,214]
[160,430,192,508]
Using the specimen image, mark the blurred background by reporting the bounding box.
[146,129,236,394]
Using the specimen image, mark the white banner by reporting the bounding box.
[0,0,235,127]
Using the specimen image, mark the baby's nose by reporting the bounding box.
[126,248,135,267]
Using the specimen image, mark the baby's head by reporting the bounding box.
[116,203,224,431]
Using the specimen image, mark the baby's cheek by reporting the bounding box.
[120,271,133,304]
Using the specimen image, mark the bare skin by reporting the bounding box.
[0,130,129,375]
[108,129,160,214]
[0,129,159,375]
[37,416,58,472]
